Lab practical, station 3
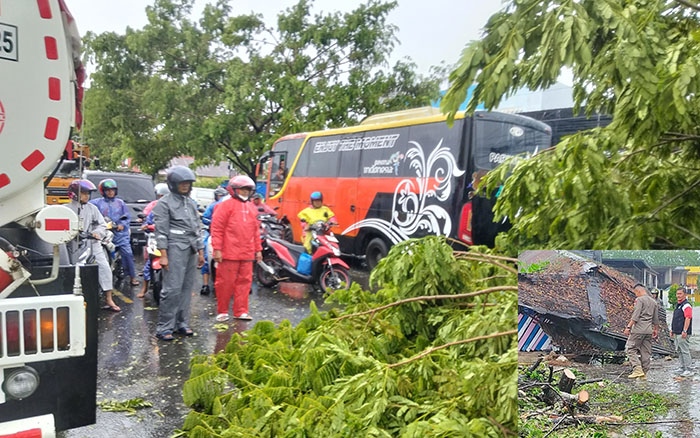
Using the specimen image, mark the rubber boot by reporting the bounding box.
[628,366,645,379]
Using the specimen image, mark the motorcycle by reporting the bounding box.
[255,220,352,291]
[143,224,163,305]
[102,216,125,290]
[257,209,293,242]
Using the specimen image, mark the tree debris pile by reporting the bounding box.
[176,237,518,437]
[519,359,677,437]
[519,250,673,354]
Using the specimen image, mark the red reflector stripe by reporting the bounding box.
[44,37,58,60]
[44,117,59,140]
[21,150,46,171]
[0,428,43,438]
[49,77,61,100]
[45,218,70,231]
[0,173,10,189]
[37,0,52,18]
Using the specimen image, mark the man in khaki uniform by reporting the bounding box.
[623,283,659,379]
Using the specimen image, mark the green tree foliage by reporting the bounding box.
[603,250,700,266]
[669,283,679,306]
[441,0,700,250]
[83,0,441,176]
[177,237,518,437]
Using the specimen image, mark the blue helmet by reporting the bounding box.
[310,191,323,203]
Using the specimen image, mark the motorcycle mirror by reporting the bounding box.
[258,207,265,212]
[324,212,328,218]
[119,215,128,220]
[274,206,279,210]
[137,213,146,219]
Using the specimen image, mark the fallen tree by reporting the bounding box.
[176,237,518,437]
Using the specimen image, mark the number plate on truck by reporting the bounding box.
[0,23,18,62]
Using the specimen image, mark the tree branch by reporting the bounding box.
[648,177,700,218]
[675,0,700,12]
[670,222,700,243]
[335,286,518,321]
[455,255,518,274]
[388,329,517,368]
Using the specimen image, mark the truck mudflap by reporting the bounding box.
[0,413,55,438]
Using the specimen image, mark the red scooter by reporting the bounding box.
[256,220,351,291]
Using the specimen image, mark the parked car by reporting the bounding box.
[190,187,215,210]
[83,170,156,251]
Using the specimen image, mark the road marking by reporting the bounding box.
[112,289,134,303]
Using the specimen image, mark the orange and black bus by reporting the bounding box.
[260,107,551,268]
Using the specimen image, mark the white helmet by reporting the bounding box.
[155,183,170,197]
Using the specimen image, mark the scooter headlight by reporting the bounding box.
[3,366,40,400]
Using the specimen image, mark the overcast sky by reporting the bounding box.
[65,0,504,77]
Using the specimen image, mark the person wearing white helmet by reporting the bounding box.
[210,174,262,321]
[137,182,170,298]
[152,166,205,340]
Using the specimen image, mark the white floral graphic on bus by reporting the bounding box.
[342,139,465,244]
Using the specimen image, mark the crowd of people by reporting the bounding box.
[67,165,337,342]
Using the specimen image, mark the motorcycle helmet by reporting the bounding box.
[214,187,228,199]
[68,179,97,200]
[166,166,196,194]
[251,193,263,200]
[310,191,323,204]
[227,175,256,201]
[155,183,170,197]
[98,178,118,197]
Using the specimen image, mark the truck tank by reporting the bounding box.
[0,0,84,226]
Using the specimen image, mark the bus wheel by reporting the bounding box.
[366,237,388,270]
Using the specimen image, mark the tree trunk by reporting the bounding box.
[558,368,577,394]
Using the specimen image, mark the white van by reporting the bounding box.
[190,187,215,210]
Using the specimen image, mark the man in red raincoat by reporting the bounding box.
[210,175,262,321]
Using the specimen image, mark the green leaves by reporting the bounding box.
[442,0,700,249]
[175,237,517,437]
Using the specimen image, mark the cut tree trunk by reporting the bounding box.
[543,386,590,413]
[558,368,577,394]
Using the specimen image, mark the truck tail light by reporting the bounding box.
[458,202,473,245]
[2,307,71,358]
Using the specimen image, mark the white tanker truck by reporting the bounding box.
[0,1,99,436]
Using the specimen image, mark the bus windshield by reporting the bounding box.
[473,119,551,170]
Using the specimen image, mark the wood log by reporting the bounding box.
[558,368,577,393]
[557,414,623,425]
[527,357,543,374]
[542,386,589,413]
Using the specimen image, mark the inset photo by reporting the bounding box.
[518,250,700,437]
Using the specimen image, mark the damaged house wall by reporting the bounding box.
[519,250,674,355]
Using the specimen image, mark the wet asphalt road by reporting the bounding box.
[60,255,368,438]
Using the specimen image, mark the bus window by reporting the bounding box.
[357,128,407,178]
[268,152,287,197]
[306,136,342,177]
[473,119,551,170]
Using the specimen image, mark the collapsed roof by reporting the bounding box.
[519,250,674,355]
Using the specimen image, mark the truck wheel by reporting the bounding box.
[365,237,388,270]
